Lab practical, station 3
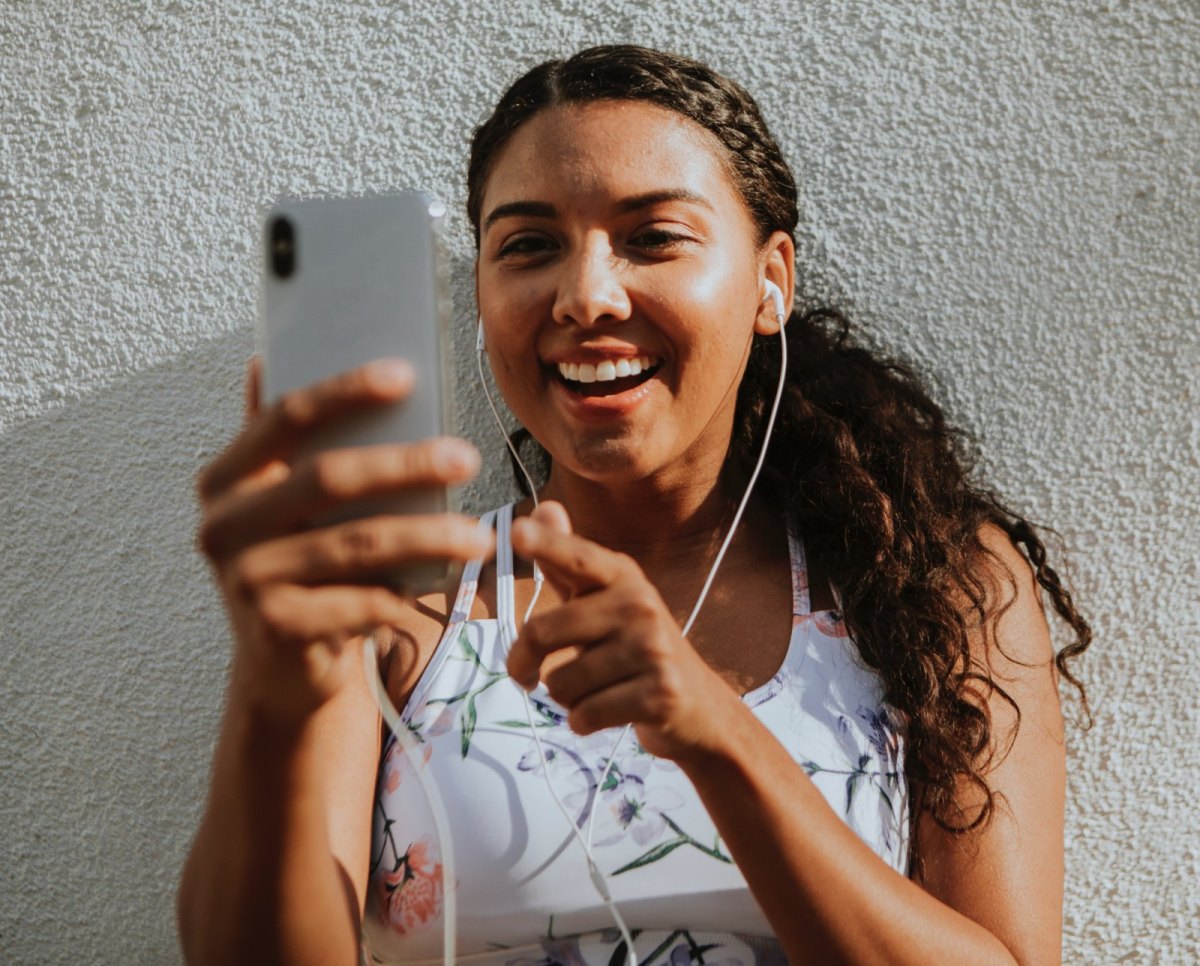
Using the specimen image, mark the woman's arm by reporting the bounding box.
[177,649,382,965]
[681,527,1064,963]
[509,513,1064,965]
[178,358,491,964]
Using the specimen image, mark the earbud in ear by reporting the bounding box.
[762,280,787,325]
[476,317,485,353]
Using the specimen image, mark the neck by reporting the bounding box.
[528,451,763,592]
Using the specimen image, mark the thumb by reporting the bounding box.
[530,499,572,536]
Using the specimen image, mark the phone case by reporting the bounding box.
[258,192,458,595]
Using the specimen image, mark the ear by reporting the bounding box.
[755,231,795,336]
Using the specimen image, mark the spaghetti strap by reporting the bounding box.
[400,507,500,720]
[494,503,519,646]
[785,513,812,617]
[367,501,909,962]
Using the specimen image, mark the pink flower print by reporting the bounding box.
[380,737,433,795]
[384,766,401,794]
[377,837,444,936]
[407,698,457,739]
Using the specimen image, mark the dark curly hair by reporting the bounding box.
[466,45,1091,868]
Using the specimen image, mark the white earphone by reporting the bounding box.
[763,278,787,325]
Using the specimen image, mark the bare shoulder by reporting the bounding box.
[916,522,1067,965]
[973,523,1057,669]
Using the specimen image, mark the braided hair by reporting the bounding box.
[466,45,1091,868]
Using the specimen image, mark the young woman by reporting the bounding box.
[179,46,1090,966]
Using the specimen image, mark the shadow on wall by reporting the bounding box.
[1,329,261,963]
[0,275,520,961]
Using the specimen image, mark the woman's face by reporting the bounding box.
[476,100,790,490]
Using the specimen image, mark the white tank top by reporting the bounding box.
[362,503,908,965]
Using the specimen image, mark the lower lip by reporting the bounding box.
[549,371,661,421]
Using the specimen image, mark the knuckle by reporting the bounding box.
[257,589,299,642]
[646,681,677,725]
[621,595,657,624]
[226,554,262,601]
[339,522,387,564]
[543,666,572,702]
[276,391,317,433]
[308,452,349,500]
[614,552,642,576]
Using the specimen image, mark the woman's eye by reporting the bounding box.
[497,235,554,258]
[629,228,690,250]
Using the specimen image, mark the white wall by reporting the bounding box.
[2,1,1196,961]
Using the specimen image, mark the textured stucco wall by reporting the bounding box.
[2,1,1197,962]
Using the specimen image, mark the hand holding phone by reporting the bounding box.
[195,358,491,721]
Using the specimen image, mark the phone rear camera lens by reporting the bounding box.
[270,217,296,279]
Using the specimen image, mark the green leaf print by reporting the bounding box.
[612,838,686,874]
[455,626,487,669]
[878,784,895,816]
[425,653,506,758]
[461,693,478,759]
[613,814,732,875]
[846,771,864,813]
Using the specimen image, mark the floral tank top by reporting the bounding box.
[362,503,908,965]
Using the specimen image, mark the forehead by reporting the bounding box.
[480,100,745,217]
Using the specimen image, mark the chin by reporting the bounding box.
[552,435,659,485]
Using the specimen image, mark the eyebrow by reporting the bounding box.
[482,189,713,233]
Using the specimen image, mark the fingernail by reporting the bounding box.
[368,359,413,389]
[439,440,480,474]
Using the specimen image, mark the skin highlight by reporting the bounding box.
[477,102,792,561]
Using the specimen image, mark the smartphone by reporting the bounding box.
[258,192,458,596]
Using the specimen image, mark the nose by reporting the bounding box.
[551,236,632,329]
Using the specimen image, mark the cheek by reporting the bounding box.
[661,268,756,364]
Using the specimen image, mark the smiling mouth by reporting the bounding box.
[551,356,663,397]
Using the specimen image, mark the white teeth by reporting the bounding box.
[556,355,659,383]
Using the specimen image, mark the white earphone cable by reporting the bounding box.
[363,297,787,966]
[364,636,458,965]
[584,290,790,855]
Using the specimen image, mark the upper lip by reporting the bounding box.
[542,345,661,365]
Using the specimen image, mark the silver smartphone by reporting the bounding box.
[258,192,458,596]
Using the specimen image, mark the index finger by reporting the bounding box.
[198,358,414,501]
[510,516,628,598]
